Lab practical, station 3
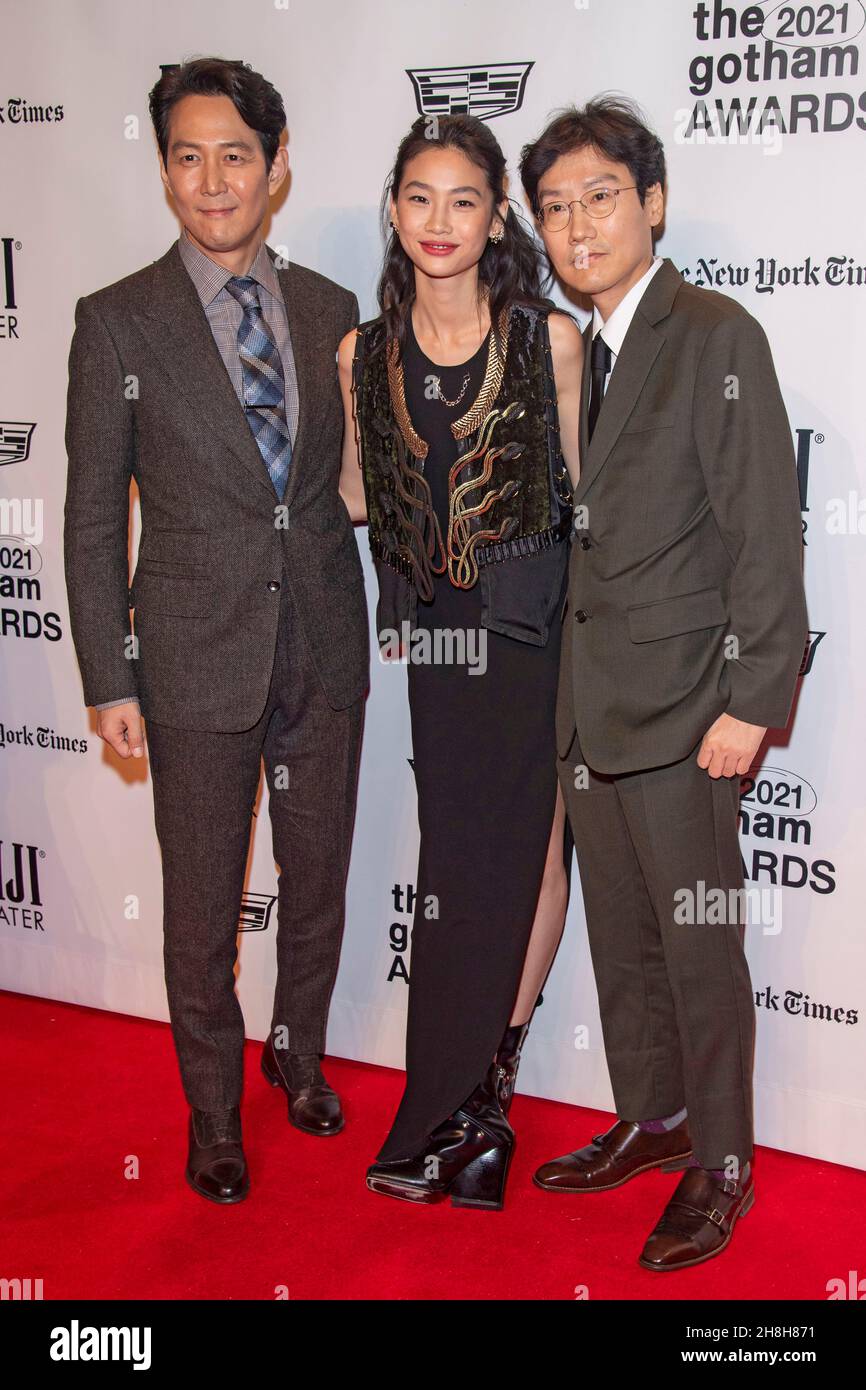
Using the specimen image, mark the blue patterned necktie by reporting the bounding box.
[224,275,293,498]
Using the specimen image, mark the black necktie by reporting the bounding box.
[588,332,612,442]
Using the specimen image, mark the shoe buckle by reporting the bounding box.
[707,1207,725,1227]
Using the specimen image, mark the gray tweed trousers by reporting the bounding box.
[145,566,365,1111]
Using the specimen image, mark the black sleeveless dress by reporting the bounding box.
[375,309,568,1162]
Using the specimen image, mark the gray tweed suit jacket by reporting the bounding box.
[64,240,369,731]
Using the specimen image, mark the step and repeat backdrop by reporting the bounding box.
[1,0,864,1168]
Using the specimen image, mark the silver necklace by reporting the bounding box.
[429,372,471,408]
[412,311,479,408]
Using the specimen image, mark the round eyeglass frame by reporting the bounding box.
[536,187,638,229]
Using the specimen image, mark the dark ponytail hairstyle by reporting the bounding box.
[377,114,548,351]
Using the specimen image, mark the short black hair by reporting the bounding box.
[148,57,286,172]
[519,94,666,216]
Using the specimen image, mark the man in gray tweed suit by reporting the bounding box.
[64,59,369,1203]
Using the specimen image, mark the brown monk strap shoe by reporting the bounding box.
[638,1166,755,1271]
[533,1117,692,1193]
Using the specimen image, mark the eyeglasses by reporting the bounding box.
[537,187,637,230]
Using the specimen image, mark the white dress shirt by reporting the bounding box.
[592,254,664,395]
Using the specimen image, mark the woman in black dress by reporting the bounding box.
[338,115,583,1208]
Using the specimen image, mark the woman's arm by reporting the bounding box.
[547,310,584,492]
[337,328,368,523]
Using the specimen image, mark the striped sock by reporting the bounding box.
[636,1105,687,1134]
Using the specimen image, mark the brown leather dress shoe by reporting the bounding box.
[261,1034,344,1136]
[638,1166,755,1271]
[185,1105,250,1204]
[533,1118,692,1193]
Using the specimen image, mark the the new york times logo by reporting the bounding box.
[756,985,858,1025]
[49,1319,151,1370]
[0,98,64,125]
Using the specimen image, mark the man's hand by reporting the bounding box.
[697,712,766,779]
[97,702,146,760]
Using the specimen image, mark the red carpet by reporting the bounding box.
[3,989,863,1301]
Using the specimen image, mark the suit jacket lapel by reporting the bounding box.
[573,257,682,506]
[134,241,288,500]
[578,318,592,472]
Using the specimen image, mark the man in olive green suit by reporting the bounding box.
[520,97,807,1271]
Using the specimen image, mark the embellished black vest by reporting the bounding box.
[351,300,573,646]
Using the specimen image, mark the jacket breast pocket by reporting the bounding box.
[620,410,678,436]
[136,527,209,570]
[626,585,727,643]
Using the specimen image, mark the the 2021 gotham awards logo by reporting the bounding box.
[0,536,62,643]
[381,759,418,983]
[678,0,866,140]
[387,881,414,984]
[0,839,44,933]
[738,766,835,894]
[406,62,534,120]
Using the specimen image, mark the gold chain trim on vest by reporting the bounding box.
[386,340,428,460]
[452,305,511,439]
[385,304,511,460]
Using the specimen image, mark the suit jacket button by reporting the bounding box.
[267,580,280,591]
[580,537,592,550]
[575,608,588,623]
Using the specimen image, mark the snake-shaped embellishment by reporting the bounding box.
[446,400,525,589]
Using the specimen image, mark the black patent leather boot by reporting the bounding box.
[365,1012,534,1210]
[489,1017,532,1116]
[366,1092,514,1210]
